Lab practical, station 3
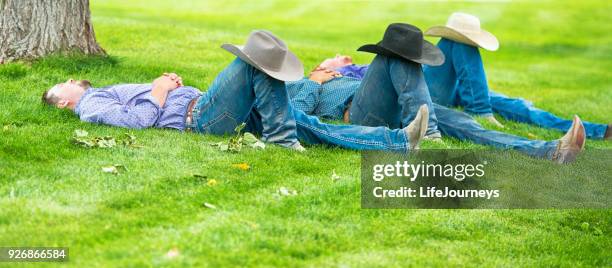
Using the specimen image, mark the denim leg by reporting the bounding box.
[434,103,558,159]
[193,58,299,147]
[293,107,410,152]
[451,41,494,116]
[424,38,493,116]
[489,91,607,139]
[423,39,460,108]
[350,54,440,136]
[243,107,411,152]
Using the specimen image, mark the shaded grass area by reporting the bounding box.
[0,0,610,267]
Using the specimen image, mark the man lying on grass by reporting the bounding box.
[422,12,611,139]
[41,30,430,153]
[286,23,587,164]
[319,13,611,140]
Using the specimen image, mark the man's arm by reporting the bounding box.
[286,79,322,114]
[78,91,164,129]
[151,73,183,107]
[79,73,183,129]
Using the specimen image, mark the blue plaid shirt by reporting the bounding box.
[286,77,360,120]
[74,84,201,130]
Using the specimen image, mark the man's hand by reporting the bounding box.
[151,72,183,107]
[153,73,184,91]
[308,68,341,84]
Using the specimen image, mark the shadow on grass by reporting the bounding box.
[32,53,120,73]
[0,63,29,79]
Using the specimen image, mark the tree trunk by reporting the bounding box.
[0,0,105,63]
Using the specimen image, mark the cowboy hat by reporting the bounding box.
[357,23,444,66]
[425,12,499,51]
[222,30,304,81]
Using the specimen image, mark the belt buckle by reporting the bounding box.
[185,98,198,132]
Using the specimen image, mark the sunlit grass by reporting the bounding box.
[0,0,610,267]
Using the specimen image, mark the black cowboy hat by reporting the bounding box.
[358,23,445,66]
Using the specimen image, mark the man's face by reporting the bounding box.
[319,54,353,70]
[49,79,90,108]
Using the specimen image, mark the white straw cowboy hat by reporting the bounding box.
[425,12,499,51]
[222,30,304,81]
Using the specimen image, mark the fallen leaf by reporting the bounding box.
[209,124,265,152]
[233,163,250,171]
[165,247,180,259]
[331,170,341,181]
[207,179,218,186]
[250,140,266,149]
[278,187,297,196]
[203,202,217,209]
[74,129,89,137]
[72,129,139,149]
[96,137,117,148]
[220,144,229,151]
[101,164,128,175]
[119,133,137,146]
[243,132,266,149]
[243,132,259,144]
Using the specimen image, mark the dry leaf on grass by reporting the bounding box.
[202,202,217,209]
[72,129,139,149]
[101,164,128,175]
[277,187,297,196]
[331,170,341,181]
[165,247,180,259]
[232,163,250,171]
[210,123,265,152]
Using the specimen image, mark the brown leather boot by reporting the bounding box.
[552,115,586,164]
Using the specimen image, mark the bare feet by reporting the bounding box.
[552,115,586,164]
[404,104,429,151]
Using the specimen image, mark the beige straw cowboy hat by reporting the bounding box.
[425,12,499,51]
[222,30,304,81]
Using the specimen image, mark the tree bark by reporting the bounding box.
[0,0,105,63]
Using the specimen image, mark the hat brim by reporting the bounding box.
[221,44,304,82]
[425,26,499,51]
[357,40,445,66]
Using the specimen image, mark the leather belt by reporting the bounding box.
[184,96,200,132]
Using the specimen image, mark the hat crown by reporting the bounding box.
[380,23,424,58]
[446,12,481,33]
[243,30,287,71]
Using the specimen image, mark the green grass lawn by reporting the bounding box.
[1,0,611,267]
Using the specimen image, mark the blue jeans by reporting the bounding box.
[334,56,560,159]
[190,58,411,152]
[349,55,440,136]
[423,38,493,116]
[424,38,607,139]
[489,91,607,139]
[434,104,558,159]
